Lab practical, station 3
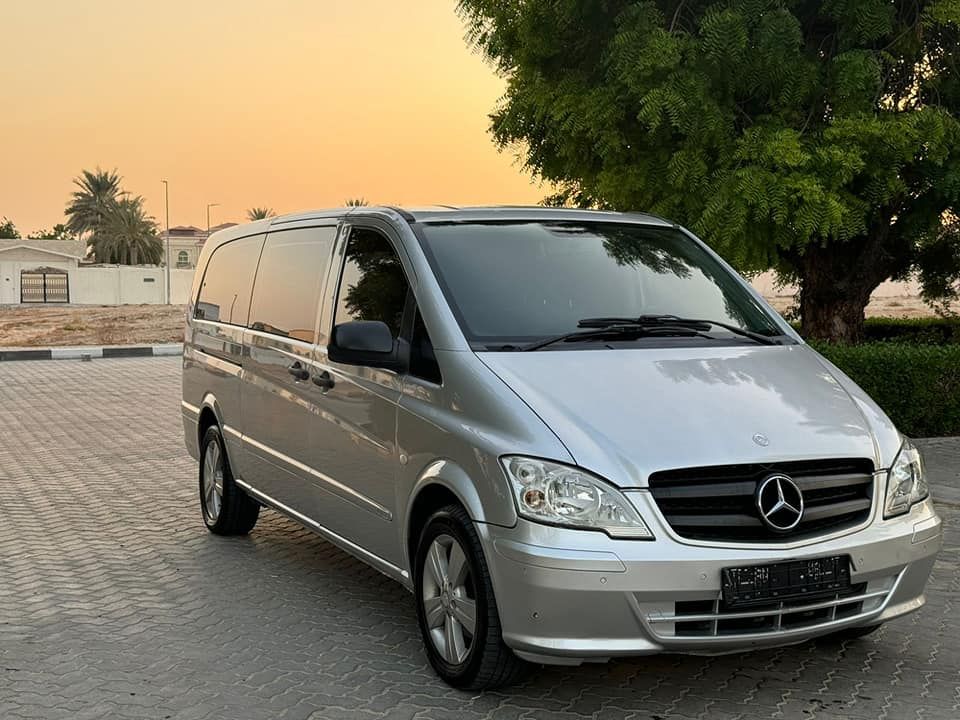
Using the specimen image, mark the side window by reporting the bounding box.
[409,309,442,384]
[334,228,409,337]
[195,234,264,325]
[248,226,337,344]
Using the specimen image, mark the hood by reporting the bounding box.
[479,344,900,488]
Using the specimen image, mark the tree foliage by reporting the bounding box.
[458,0,960,341]
[90,196,162,265]
[0,217,18,239]
[65,168,123,240]
[27,224,74,241]
[344,198,369,207]
[246,206,276,221]
[64,168,162,264]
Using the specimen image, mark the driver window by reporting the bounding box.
[334,228,409,338]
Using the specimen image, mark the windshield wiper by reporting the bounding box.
[522,323,708,352]
[577,315,782,346]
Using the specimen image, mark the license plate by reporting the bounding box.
[721,555,851,608]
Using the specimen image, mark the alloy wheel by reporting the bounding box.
[421,533,477,665]
[202,440,224,523]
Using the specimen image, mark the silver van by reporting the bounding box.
[182,206,941,689]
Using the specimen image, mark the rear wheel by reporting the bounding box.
[199,425,259,535]
[414,504,527,689]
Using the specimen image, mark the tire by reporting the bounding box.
[413,504,528,689]
[199,425,260,535]
[826,623,882,642]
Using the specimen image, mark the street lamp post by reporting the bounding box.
[206,203,219,234]
[161,180,170,304]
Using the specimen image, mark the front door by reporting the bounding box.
[305,224,410,567]
[240,225,338,509]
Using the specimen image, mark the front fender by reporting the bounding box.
[406,458,519,526]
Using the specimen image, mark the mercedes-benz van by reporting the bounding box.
[182,206,941,689]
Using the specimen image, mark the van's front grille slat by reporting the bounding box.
[641,575,898,641]
[648,459,875,542]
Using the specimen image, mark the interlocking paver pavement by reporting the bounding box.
[0,357,958,720]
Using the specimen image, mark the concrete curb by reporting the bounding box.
[0,343,183,361]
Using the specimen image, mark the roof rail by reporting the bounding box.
[382,205,416,222]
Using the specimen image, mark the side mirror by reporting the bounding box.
[328,320,401,370]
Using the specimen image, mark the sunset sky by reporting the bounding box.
[1,1,543,235]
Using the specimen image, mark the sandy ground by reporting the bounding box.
[0,305,187,347]
[0,295,954,347]
[765,295,958,319]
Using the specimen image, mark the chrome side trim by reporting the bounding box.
[235,479,408,584]
[181,400,200,416]
[222,425,243,440]
[193,347,243,376]
[242,434,393,521]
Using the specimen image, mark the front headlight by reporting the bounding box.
[501,456,653,539]
[884,439,929,518]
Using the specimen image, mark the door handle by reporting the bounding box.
[287,362,309,381]
[312,370,335,390]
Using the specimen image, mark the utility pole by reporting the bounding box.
[161,180,170,304]
[206,203,219,234]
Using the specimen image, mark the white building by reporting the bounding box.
[160,223,237,269]
[0,239,84,304]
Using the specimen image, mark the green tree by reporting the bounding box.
[92,196,162,265]
[65,168,123,246]
[0,217,18,239]
[458,0,960,342]
[246,206,276,221]
[27,224,74,241]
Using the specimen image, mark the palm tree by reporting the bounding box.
[344,198,369,207]
[65,168,124,245]
[93,196,162,265]
[246,207,276,221]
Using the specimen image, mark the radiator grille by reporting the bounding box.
[648,459,875,542]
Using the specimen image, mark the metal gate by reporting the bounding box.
[20,271,70,303]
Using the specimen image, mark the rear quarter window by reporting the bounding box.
[247,226,337,343]
[195,234,265,325]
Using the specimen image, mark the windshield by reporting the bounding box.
[417,221,784,348]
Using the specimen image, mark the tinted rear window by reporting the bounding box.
[248,226,337,343]
[195,234,265,325]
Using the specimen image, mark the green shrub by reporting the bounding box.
[813,342,960,437]
[792,317,960,343]
[862,317,960,345]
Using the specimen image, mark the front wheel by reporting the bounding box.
[413,504,527,689]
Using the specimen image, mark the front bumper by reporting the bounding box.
[480,497,941,665]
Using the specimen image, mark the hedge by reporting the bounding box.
[813,342,960,437]
[862,317,960,344]
[792,317,960,343]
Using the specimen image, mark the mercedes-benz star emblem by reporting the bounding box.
[756,474,804,532]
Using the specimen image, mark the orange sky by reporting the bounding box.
[1,1,543,235]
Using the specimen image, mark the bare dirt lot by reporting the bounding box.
[0,304,186,347]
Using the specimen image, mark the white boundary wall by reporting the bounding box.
[71,266,196,305]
